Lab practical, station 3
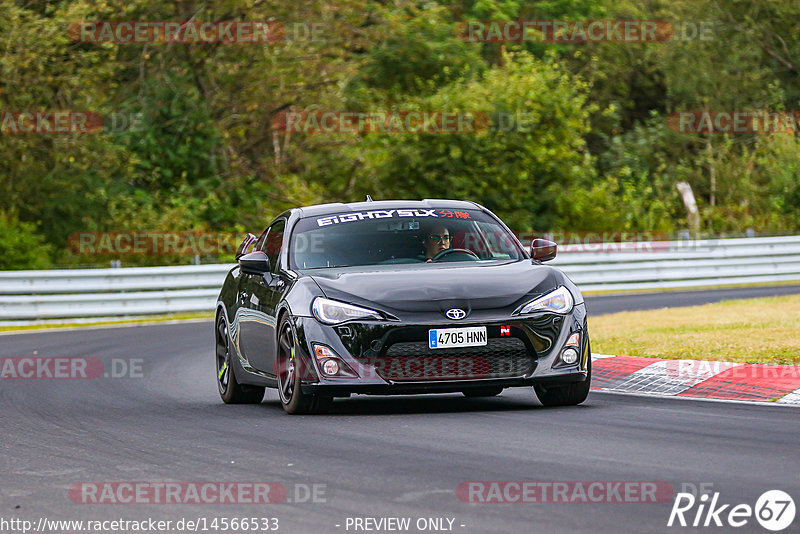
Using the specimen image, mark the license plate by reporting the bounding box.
[428,326,487,349]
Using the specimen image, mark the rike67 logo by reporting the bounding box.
[668,489,795,531]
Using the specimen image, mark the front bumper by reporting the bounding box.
[293,303,589,395]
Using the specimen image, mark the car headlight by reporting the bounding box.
[516,286,574,315]
[312,297,383,325]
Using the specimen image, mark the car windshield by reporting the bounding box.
[290,207,525,269]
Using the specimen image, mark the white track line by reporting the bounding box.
[0,317,212,336]
[592,388,800,408]
[608,359,744,396]
[777,387,800,405]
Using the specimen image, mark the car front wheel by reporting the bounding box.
[276,317,333,415]
[534,344,592,407]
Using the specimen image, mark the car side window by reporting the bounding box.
[261,219,285,274]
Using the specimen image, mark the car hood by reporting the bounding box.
[306,261,575,314]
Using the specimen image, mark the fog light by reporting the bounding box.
[312,343,358,377]
[323,359,340,375]
[561,347,579,365]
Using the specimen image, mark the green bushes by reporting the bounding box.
[0,211,51,270]
[2,0,800,268]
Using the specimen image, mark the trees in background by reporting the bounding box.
[1,0,799,267]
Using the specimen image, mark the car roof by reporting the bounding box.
[295,199,483,218]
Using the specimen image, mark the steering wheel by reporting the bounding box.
[432,248,480,262]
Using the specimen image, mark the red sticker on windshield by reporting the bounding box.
[438,210,471,219]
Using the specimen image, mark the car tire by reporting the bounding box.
[534,343,592,407]
[462,387,503,398]
[276,316,333,415]
[216,315,265,404]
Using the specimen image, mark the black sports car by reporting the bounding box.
[215,199,591,414]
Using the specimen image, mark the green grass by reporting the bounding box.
[589,294,800,364]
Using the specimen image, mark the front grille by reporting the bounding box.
[355,337,534,381]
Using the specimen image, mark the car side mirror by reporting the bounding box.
[530,238,557,262]
[235,233,257,260]
[239,251,271,274]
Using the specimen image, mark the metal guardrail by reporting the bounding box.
[551,235,800,291]
[0,265,231,320]
[1,236,799,321]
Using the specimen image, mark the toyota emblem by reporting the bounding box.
[445,308,467,320]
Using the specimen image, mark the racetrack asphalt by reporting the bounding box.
[1,285,799,533]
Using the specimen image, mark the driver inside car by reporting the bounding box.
[422,224,452,261]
